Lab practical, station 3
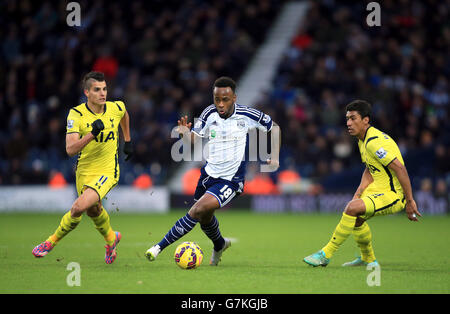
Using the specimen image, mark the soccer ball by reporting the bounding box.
[174,242,204,269]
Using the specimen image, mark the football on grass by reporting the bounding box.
[174,242,203,269]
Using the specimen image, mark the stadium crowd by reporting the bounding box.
[0,0,285,185]
[0,0,448,201]
[254,0,449,197]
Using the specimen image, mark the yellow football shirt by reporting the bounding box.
[358,126,404,195]
[66,101,126,177]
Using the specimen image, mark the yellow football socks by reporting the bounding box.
[46,208,115,246]
[353,222,376,263]
[47,211,82,245]
[322,213,356,259]
[90,207,116,246]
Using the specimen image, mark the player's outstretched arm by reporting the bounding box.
[388,158,422,221]
[352,167,373,200]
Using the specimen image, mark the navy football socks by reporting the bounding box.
[158,213,198,250]
[201,215,225,252]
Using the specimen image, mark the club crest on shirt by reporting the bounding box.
[375,147,387,159]
[237,120,245,129]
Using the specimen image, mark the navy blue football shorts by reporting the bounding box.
[193,167,243,208]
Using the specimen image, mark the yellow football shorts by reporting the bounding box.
[360,188,406,220]
[76,172,118,201]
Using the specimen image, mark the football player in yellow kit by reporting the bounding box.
[32,72,134,264]
[304,100,421,267]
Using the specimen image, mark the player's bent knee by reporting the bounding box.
[70,201,86,217]
[188,204,204,220]
[71,198,98,217]
[188,204,213,224]
[344,199,366,217]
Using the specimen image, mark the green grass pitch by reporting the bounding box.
[0,210,449,294]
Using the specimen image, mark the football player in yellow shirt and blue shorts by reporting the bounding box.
[304,100,421,267]
[32,72,134,264]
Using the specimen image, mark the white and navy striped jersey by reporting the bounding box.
[192,103,273,182]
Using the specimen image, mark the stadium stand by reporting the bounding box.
[0,0,448,203]
[0,0,286,185]
[254,0,449,196]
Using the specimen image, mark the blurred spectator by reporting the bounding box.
[435,179,448,199]
[244,174,278,195]
[182,167,201,195]
[277,166,313,194]
[48,171,67,189]
[244,163,278,195]
[415,177,448,215]
[434,144,450,175]
[133,173,153,189]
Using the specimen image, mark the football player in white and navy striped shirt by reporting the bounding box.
[145,77,280,265]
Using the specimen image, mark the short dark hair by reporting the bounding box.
[82,71,105,90]
[346,99,372,121]
[214,76,236,93]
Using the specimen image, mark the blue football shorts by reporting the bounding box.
[193,167,243,208]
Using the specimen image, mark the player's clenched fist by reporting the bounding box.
[123,141,134,161]
[91,119,104,137]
